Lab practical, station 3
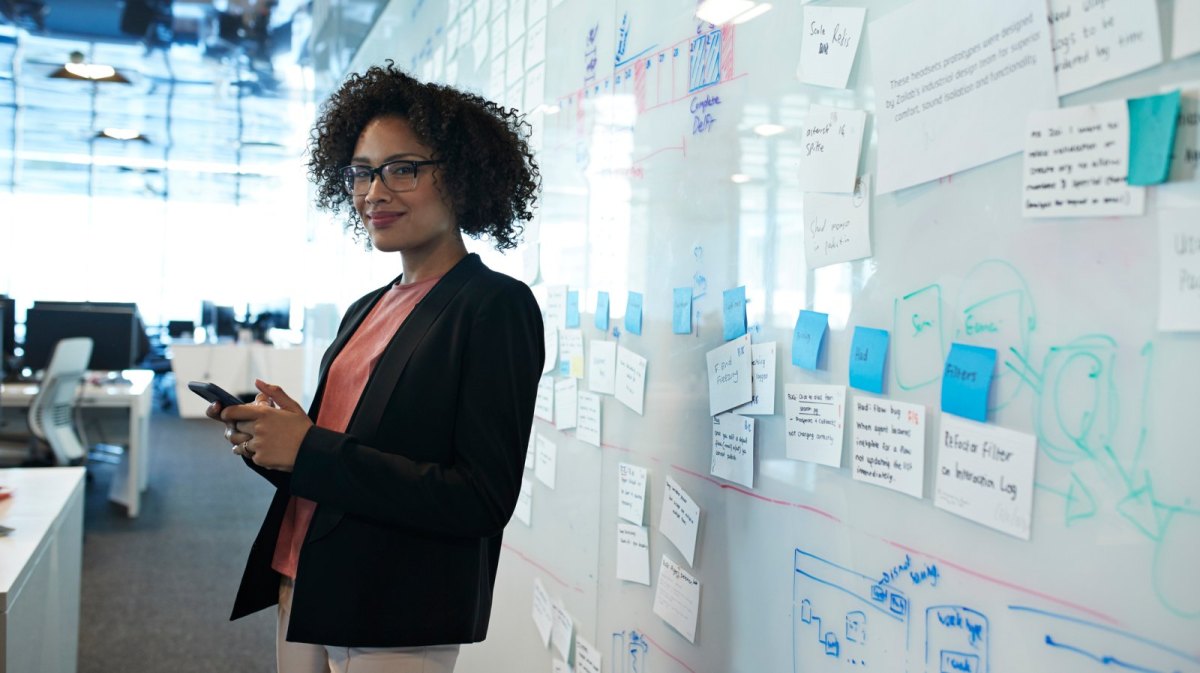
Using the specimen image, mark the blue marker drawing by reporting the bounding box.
[673,287,693,334]
[941,343,997,422]
[1010,605,1200,673]
[849,327,889,393]
[792,310,828,370]
[689,28,721,92]
[625,291,643,335]
[595,291,610,331]
[722,286,747,341]
[611,629,650,673]
[926,606,989,673]
[566,290,580,328]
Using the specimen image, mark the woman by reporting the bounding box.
[207,63,544,672]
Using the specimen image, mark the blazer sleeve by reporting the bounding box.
[287,280,544,538]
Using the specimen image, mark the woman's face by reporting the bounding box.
[351,116,458,254]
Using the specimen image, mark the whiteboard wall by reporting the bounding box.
[345,1,1200,671]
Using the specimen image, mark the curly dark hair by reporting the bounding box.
[307,62,539,250]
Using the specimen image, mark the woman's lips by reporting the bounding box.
[368,211,404,227]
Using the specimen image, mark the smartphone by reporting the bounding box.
[187,380,244,407]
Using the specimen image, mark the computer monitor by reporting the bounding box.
[23,306,140,372]
[166,320,195,338]
[249,298,292,331]
[0,295,15,359]
[214,305,238,339]
[31,300,151,364]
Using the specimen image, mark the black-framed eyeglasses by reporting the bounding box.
[339,159,442,195]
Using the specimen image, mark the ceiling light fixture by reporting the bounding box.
[48,50,131,83]
[753,123,787,137]
[97,128,150,142]
[732,3,773,24]
[697,0,771,26]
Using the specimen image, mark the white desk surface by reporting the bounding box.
[0,467,85,611]
[0,370,154,408]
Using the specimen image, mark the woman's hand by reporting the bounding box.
[205,399,255,454]
[219,379,313,472]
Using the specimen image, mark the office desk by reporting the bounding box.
[171,343,306,418]
[0,467,85,673]
[0,371,153,517]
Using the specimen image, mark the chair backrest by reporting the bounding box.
[27,337,93,464]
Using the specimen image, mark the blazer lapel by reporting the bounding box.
[305,279,397,421]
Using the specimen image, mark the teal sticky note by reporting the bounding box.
[1128,90,1182,186]
[940,343,997,422]
[792,310,828,370]
[849,327,889,394]
[566,291,580,328]
[673,287,693,334]
[595,292,609,331]
[722,286,747,341]
[625,291,643,335]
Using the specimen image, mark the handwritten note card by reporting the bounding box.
[799,105,867,194]
[722,286,747,340]
[1159,211,1200,332]
[542,325,557,374]
[515,477,533,525]
[653,556,701,643]
[1168,85,1199,183]
[535,376,554,422]
[1047,0,1162,96]
[618,463,648,525]
[535,434,556,489]
[935,415,1038,539]
[615,346,648,415]
[625,291,644,335]
[711,412,755,488]
[525,431,535,469]
[616,522,650,585]
[798,5,867,89]
[1127,90,1182,186]
[852,396,926,498]
[673,287,693,334]
[595,291,610,331]
[735,341,777,415]
[706,334,753,416]
[588,340,616,395]
[550,600,573,661]
[576,391,602,447]
[575,635,602,673]
[1022,100,1145,217]
[941,343,997,422]
[545,285,568,329]
[804,175,872,268]
[785,384,846,467]
[661,475,700,566]
[792,310,829,370]
[559,328,584,379]
[531,578,554,646]
[555,377,578,430]
[849,327,889,394]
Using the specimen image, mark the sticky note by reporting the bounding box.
[673,287,693,334]
[625,291,644,335]
[848,326,888,393]
[722,286,747,341]
[565,290,580,327]
[595,291,610,331]
[792,310,828,369]
[1128,90,1182,186]
[940,343,997,422]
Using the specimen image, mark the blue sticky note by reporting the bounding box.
[792,310,828,370]
[722,286,747,341]
[940,343,997,422]
[625,291,643,335]
[1128,90,1182,186]
[673,287,693,334]
[848,327,889,394]
[595,292,610,331]
[565,291,580,328]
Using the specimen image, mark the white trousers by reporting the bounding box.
[276,577,460,673]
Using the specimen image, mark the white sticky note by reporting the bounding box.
[542,325,557,374]
[706,334,753,416]
[616,522,651,585]
[472,25,490,71]
[1022,101,1144,218]
[559,329,584,378]
[588,340,617,395]
[711,413,755,488]
[515,477,533,525]
[1159,211,1200,332]
[576,391,602,447]
[525,19,547,68]
[555,378,578,430]
[784,384,847,467]
[798,105,867,194]
[797,5,867,89]
[550,599,574,661]
[870,0,1057,194]
[531,578,553,647]
[851,396,927,498]
[544,285,568,329]
[1174,1,1200,59]
[575,635,602,673]
[803,175,872,268]
[652,556,701,643]
[525,431,536,469]
[552,659,569,673]
[1047,0,1162,95]
[523,61,545,113]
[535,376,554,422]
[735,341,777,415]
[618,463,648,525]
[935,415,1038,540]
[615,346,648,415]
[1167,84,1200,185]
[489,10,506,59]
[535,434,557,489]
[507,0,526,45]
[661,475,700,567]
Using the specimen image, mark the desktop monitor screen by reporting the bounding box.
[0,296,14,358]
[31,300,150,363]
[23,306,139,372]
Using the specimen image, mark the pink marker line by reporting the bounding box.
[638,628,699,673]
[670,464,841,523]
[501,542,585,595]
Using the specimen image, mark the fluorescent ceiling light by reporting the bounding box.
[98,128,148,142]
[48,50,131,83]
[753,123,786,137]
[731,173,751,183]
[732,3,773,24]
[696,0,755,25]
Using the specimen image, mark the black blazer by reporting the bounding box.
[229,253,544,647]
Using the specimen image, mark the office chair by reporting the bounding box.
[0,337,93,467]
